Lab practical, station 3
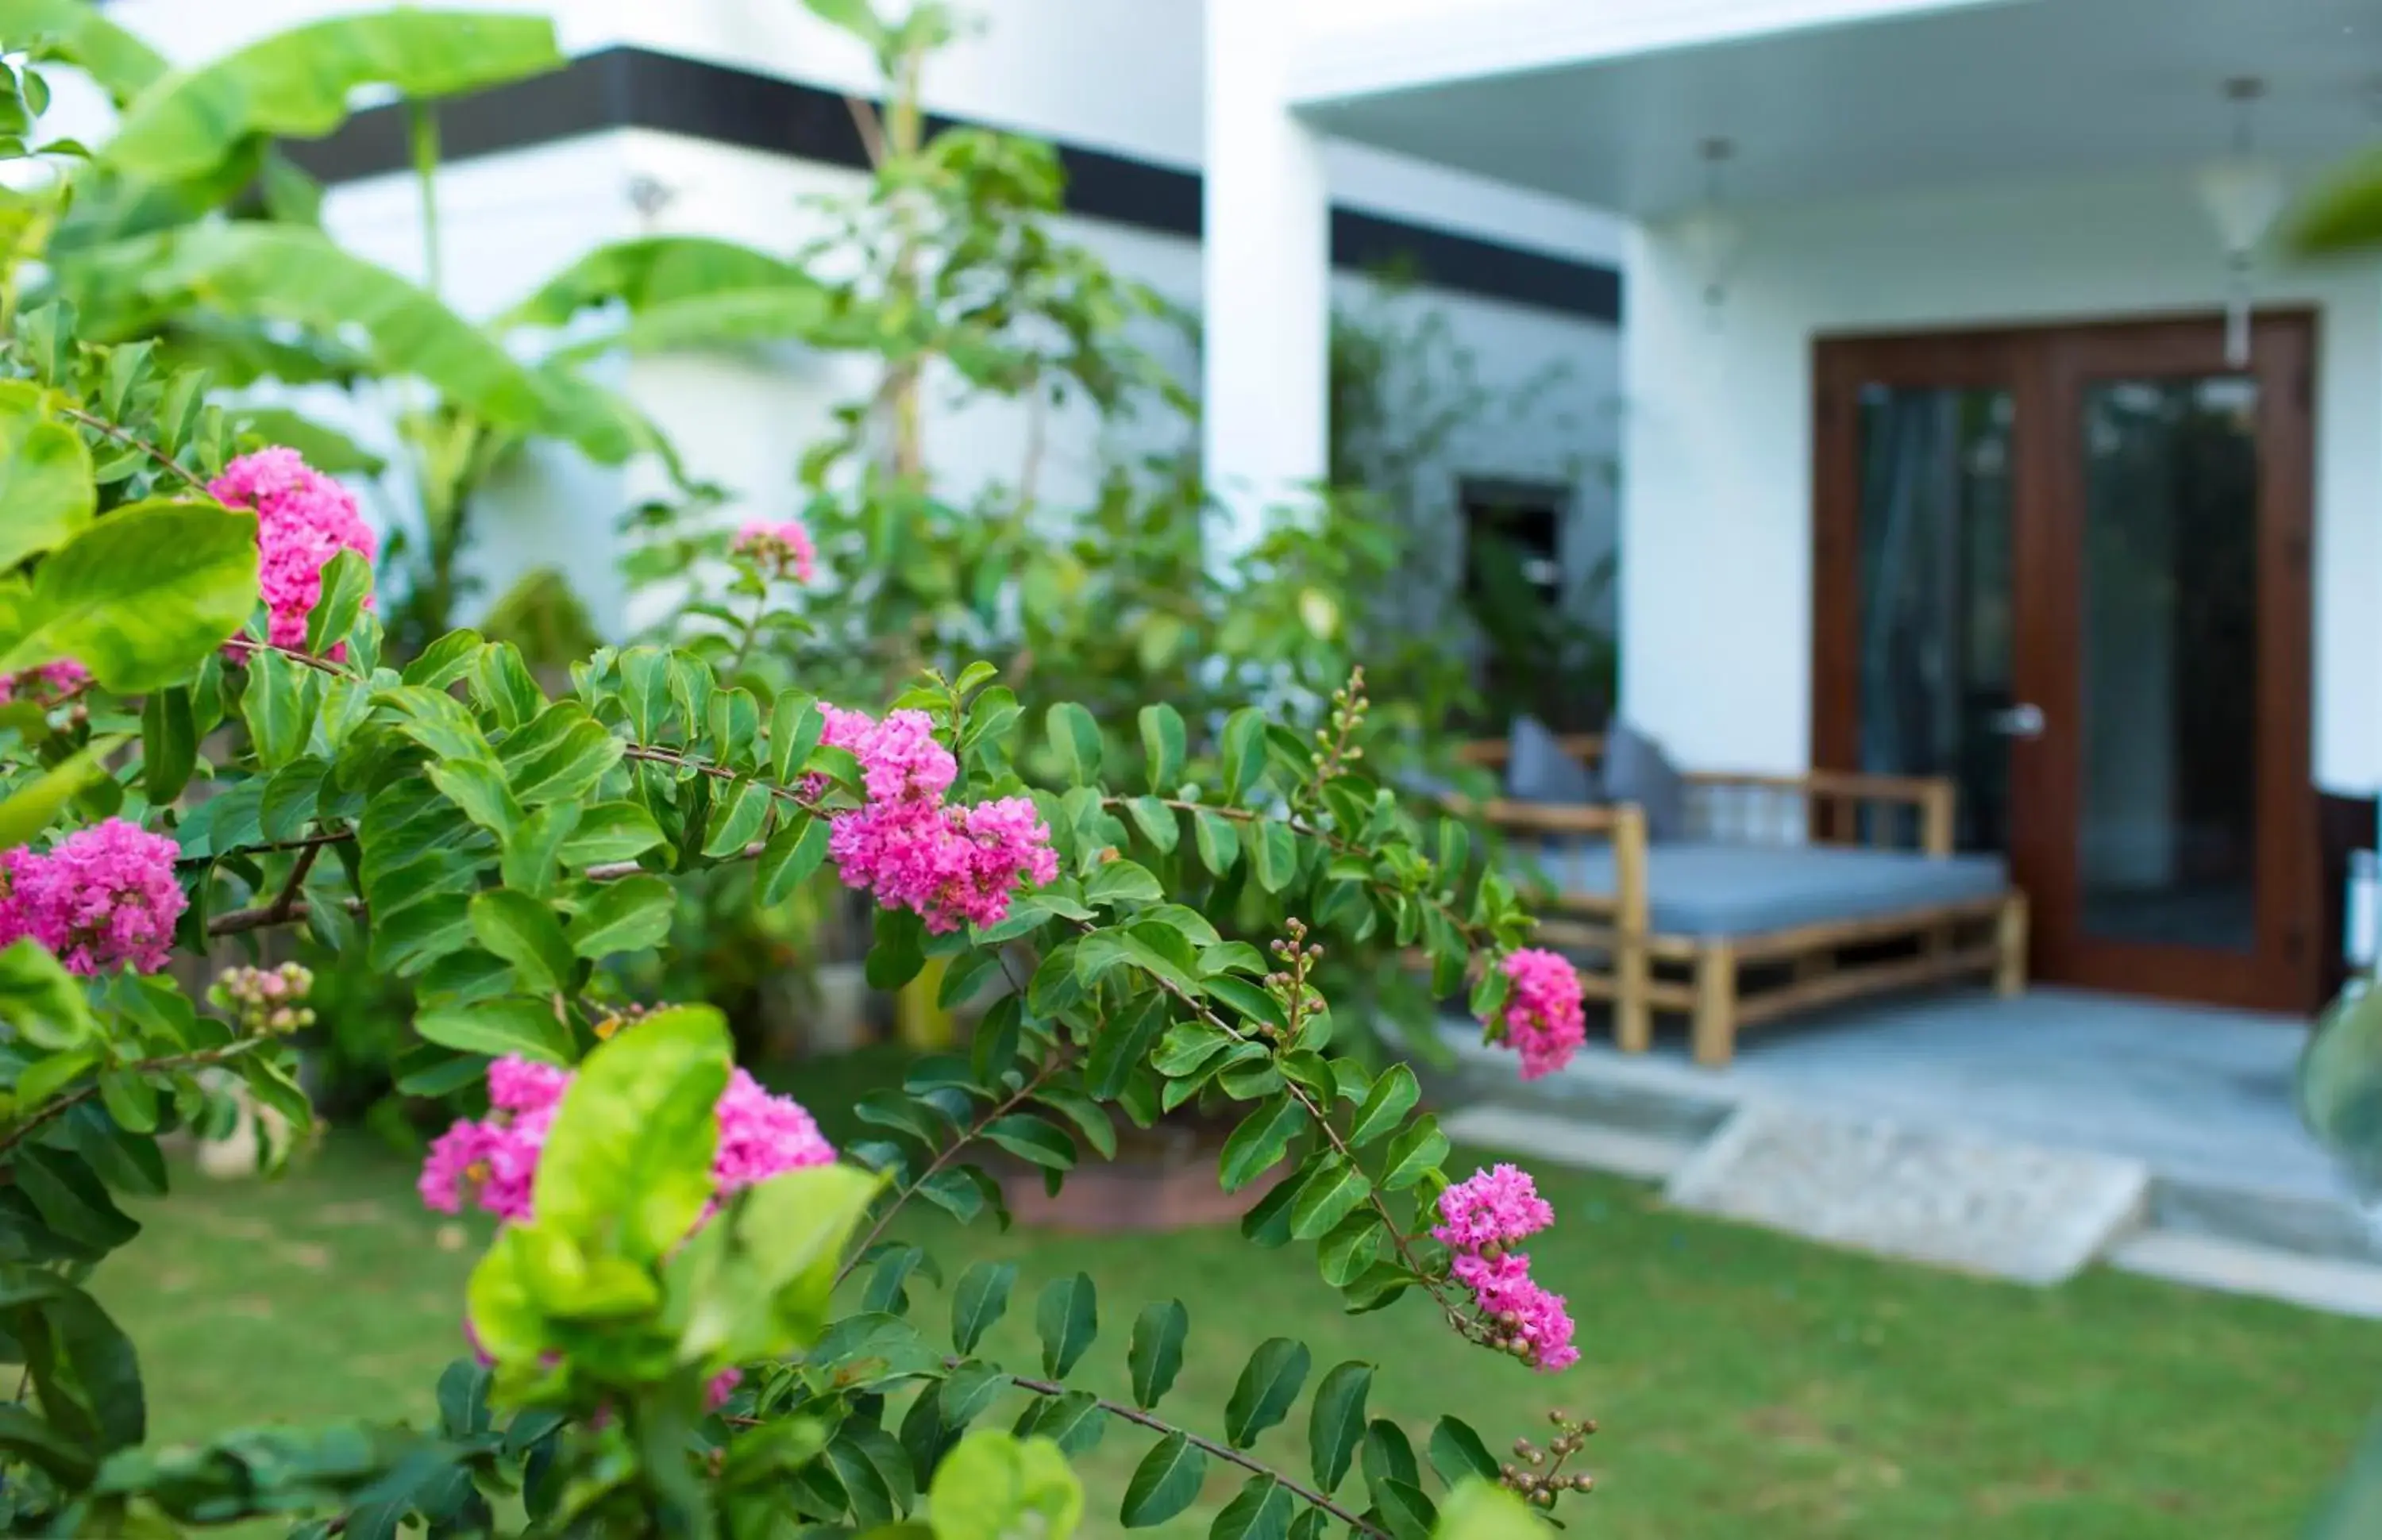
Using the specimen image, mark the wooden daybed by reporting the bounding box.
[1455,734,2026,1067]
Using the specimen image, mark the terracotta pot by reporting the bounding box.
[993,1134,1290,1233]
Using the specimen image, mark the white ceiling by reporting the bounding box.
[1293,0,2382,217]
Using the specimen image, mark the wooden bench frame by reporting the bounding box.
[1454,736,2026,1066]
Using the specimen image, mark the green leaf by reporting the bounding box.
[701,779,773,858]
[568,874,674,959]
[1428,1417,1501,1488]
[1013,1387,1105,1457]
[1045,702,1101,785]
[1084,859,1163,908]
[1192,810,1239,876]
[1032,1086,1116,1161]
[1380,1115,1448,1191]
[1087,995,1167,1100]
[472,640,545,730]
[469,889,576,995]
[755,813,831,906]
[1211,1475,1293,1540]
[500,802,581,897]
[981,1114,1077,1176]
[1348,1064,1418,1148]
[240,646,315,769]
[555,801,664,867]
[0,500,258,692]
[2291,145,2382,256]
[16,1145,137,1252]
[1151,1021,1233,1078]
[402,628,483,689]
[1288,1157,1371,1241]
[867,907,927,991]
[498,702,625,806]
[232,405,387,475]
[1308,1361,1372,1494]
[1223,1336,1310,1450]
[0,410,93,572]
[0,0,167,105]
[1124,796,1178,854]
[305,549,373,657]
[106,10,565,183]
[0,736,122,853]
[925,1427,1085,1540]
[1202,975,1290,1037]
[1138,703,1185,792]
[140,686,195,804]
[1217,1093,1303,1193]
[1376,1478,1438,1540]
[1120,1431,1204,1529]
[1126,1298,1187,1410]
[770,691,824,782]
[502,234,812,329]
[1363,1419,1420,1494]
[530,1003,730,1261]
[1034,1272,1097,1379]
[1220,709,1267,802]
[1431,1480,1544,1540]
[414,997,573,1066]
[949,1260,1016,1356]
[1316,1209,1383,1288]
[1252,821,1298,894]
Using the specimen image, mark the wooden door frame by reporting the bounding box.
[1810,311,2320,1014]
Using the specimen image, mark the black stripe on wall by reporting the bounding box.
[279,47,1622,325]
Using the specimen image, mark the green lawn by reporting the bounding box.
[93,1066,2382,1539]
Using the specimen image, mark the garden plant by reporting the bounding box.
[0,7,1598,1535]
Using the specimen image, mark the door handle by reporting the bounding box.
[1990,703,2046,739]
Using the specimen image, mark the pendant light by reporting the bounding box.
[1675,137,1744,327]
[2194,78,2286,368]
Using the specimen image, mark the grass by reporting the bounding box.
[91,1054,2382,1539]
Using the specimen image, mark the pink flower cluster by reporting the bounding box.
[0,659,89,706]
[208,448,378,651]
[815,706,1058,934]
[1491,947,1586,1080]
[418,1053,835,1226]
[0,818,187,976]
[730,518,817,584]
[1435,1165,1578,1373]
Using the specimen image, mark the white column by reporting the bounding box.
[1202,0,1331,556]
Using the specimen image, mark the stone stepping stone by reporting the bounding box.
[1665,1102,2149,1284]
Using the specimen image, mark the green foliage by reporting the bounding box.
[0,3,1587,1536]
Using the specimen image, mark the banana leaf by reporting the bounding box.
[500,236,813,331]
[104,9,564,184]
[230,406,387,475]
[0,0,168,106]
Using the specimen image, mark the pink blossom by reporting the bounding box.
[810,706,1056,933]
[730,518,817,583]
[0,818,187,976]
[1438,1161,1578,1373]
[829,795,1056,934]
[0,659,90,706]
[1491,947,1586,1080]
[208,448,378,652]
[418,1053,835,1227]
[1433,1164,1555,1252]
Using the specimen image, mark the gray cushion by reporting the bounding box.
[1528,840,2008,938]
[1602,721,1686,841]
[1505,716,1598,805]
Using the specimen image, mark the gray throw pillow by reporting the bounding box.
[1602,720,1686,841]
[1505,716,1598,805]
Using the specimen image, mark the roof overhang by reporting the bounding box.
[1292,0,2382,217]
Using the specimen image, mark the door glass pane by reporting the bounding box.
[2078,375,2259,950]
[1856,385,2014,853]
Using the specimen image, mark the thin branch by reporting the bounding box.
[0,1041,268,1155]
[1006,1372,1387,1537]
[53,406,210,497]
[267,842,322,924]
[180,829,353,870]
[835,1045,1073,1286]
[219,636,354,679]
[843,94,888,170]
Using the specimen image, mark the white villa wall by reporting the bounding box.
[57,0,1621,641]
[1621,166,2382,794]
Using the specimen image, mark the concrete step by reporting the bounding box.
[2106,1229,2382,1318]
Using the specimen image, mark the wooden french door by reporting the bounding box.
[1813,314,2318,1013]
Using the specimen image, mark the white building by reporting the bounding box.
[73,0,1625,667]
[1201,0,2382,1018]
